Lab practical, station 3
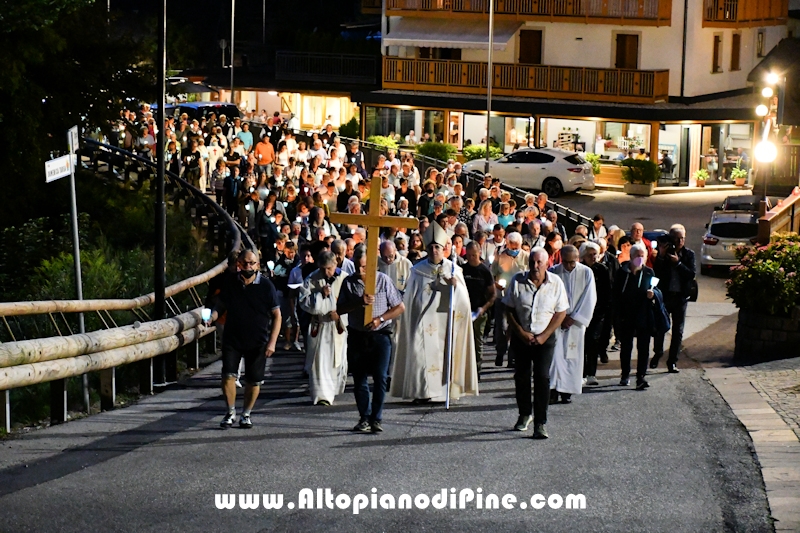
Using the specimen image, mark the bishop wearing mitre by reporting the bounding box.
[390,222,478,402]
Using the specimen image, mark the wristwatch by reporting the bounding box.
[379,316,385,324]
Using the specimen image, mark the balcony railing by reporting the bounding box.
[276,52,378,85]
[386,0,672,25]
[383,57,669,104]
[361,0,382,11]
[704,0,787,26]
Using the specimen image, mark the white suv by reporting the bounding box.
[462,148,594,197]
[700,211,759,274]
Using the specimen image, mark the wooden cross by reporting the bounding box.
[329,177,418,325]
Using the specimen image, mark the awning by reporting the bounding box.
[384,17,521,51]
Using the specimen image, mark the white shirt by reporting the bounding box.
[502,271,569,335]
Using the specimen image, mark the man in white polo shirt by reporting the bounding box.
[503,247,568,439]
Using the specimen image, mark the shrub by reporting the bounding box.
[731,160,747,181]
[693,168,709,182]
[366,135,399,150]
[462,145,503,162]
[726,234,800,316]
[584,153,602,175]
[416,142,457,162]
[338,117,359,139]
[620,158,659,184]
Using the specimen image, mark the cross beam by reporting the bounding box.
[329,180,418,325]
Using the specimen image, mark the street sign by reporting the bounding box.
[45,155,71,183]
[68,126,79,154]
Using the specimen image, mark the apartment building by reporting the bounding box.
[354,0,790,186]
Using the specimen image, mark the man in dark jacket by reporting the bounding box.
[580,242,611,386]
[650,225,696,373]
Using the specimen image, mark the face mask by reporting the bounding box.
[507,249,520,257]
[552,241,563,251]
[631,256,644,268]
[240,269,255,279]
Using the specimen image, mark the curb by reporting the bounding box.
[705,367,800,532]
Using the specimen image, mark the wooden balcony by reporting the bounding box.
[383,57,669,104]
[386,0,672,26]
[276,52,378,85]
[703,0,788,27]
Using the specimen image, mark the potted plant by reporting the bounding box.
[620,158,659,196]
[731,160,748,187]
[693,168,709,188]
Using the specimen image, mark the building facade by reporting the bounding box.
[355,0,790,187]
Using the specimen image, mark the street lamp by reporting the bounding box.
[755,139,777,203]
[756,104,769,117]
[230,0,235,104]
[766,72,780,85]
[484,0,494,174]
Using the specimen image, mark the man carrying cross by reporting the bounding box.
[390,222,479,403]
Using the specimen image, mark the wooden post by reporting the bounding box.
[1,390,9,433]
[650,121,660,163]
[50,378,68,425]
[187,329,200,370]
[100,367,115,411]
[139,358,153,395]
[329,177,419,325]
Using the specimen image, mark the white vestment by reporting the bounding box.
[549,262,597,395]
[378,256,413,293]
[298,269,349,404]
[390,258,478,401]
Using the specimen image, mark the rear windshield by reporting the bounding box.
[709,222,758,239]
[564,155,585,165]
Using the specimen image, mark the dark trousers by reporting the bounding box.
[494,300,512,363]
[619,328,650,382]
[349,330,392,423]
[512,334,556,425]
[472,313,488,374]
[653,294,688,365]
[584,316,604,377]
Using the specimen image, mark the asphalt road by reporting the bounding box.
[0,346,772,532]
[556,189,753,303]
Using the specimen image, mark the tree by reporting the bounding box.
[0,0,156,228]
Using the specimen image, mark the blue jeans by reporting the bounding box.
[349,330,391,423]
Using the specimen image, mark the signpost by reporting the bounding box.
[44,126,89,423]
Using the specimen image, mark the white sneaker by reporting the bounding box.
[586,376,599,386]
[292,341,302,352]
[581,377,587,386]
[235,378,242,388]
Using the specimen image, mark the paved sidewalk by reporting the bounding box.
[742,358,800,441]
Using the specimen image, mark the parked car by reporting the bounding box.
[462,148,594,198]
[719,195,775,213]
[700,210,759,274]
[151,102,240,122]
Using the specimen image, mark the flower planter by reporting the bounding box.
[623,182,655,196]
[735,306,800,360]
[696,180,706,188]
[734,177,746,187]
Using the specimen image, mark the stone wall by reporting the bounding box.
[735,306,800,359]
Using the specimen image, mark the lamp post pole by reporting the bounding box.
[484,0,494,174]
[230,0,235,103]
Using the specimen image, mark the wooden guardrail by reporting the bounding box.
[0,140,249,433]
[758,187,800,244]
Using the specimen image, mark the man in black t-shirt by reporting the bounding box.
[396,178,417,217]
[461,242,495,376]
[207,250,282,429]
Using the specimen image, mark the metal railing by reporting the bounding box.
[275,51,378,85]
[0,140,253,433]
[387,0,671,22]
[383,57,670,104]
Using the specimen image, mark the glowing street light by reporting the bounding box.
[766,72,780,85]
[756,104,769,117]
[761,87,774,98]
[755,140,777,163]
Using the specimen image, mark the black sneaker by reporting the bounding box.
[533,424,549,439]
[649,354,662,369]
[514,415,533,431]
[353,419,371,433]
[220,412,236,429]
[370,420,383,433]
[636,380,650,390]
[668,364,680,374]
[599,352,609,364]
[239,414,253,428]
[619,377,630,386]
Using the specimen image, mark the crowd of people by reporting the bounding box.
[116,106,697,440]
